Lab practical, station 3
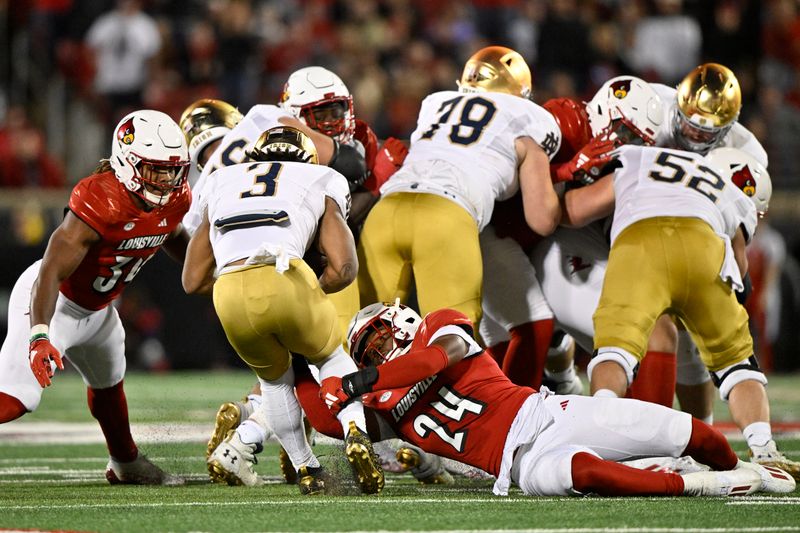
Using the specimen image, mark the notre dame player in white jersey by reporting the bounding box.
[358,45,562,325]
[182,126,384,494]
[562,144,800,480]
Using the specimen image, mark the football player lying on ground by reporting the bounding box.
[293,302,795,497]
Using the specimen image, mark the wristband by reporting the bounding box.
[342,366,379,397]
[30,324,49,343]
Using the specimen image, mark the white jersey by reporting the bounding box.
[200,161,350,272]
[184,104,293,234]
[611,145,757,245]
[381,90,561,230]
[650,83,768,167]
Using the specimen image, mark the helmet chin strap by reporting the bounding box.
[142,188,171,207]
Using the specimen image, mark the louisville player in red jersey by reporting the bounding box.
[0,110,191,485]
[296,302,794,497]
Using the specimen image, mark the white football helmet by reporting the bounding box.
[110,110,189,207]
[586,76,663,145]
[706,147,772,217]
[279,66,355,143]
[346,300,422,368]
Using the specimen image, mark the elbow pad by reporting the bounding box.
[329,141,367,191]
[736,272,753,305]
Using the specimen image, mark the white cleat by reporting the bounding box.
[735,460,796,493]
[750,440,800,482]
[106,453,184,486]
[681,468,761,497]
[207,430,264,486]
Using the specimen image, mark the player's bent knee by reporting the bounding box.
[587,348,639,386]
[711,356,767,401]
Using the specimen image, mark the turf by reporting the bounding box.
[0,370,798,533]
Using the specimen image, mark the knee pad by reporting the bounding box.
[587,347,639,386]
[710,356,768,402]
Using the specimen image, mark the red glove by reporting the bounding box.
[319,376,350,416]
[353,119,379,171]
[29,337,63,388]
[553,135,617,183]
[369,137,409,193]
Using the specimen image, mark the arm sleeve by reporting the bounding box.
[291,356,344,439]
[372,344,450,391]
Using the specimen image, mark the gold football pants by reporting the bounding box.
[213,260,342,380]
[327,280,360,344]
[357,192,482,325]
[593,217,753,371]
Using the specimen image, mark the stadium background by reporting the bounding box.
[1,0,799,374]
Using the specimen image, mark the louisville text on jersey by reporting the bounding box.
[116,233,169,251]
[391,375,437,422]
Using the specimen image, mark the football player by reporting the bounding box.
[180,99,243,186]
[182,126,384,494]
[357,45,563,328]
[296,302,794,497]
[563,143,799,481]
[0,110,191,485]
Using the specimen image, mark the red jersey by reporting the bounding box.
[364,309,535,476]
[60,171,191,310]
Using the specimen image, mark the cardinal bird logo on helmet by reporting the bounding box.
[610,79,632,99]
[732,165,756,198]
[117,118,135,145]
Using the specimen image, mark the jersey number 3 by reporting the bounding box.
[419,96,496,146]
[413,385,486,453]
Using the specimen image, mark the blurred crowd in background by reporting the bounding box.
[1,0,800,372]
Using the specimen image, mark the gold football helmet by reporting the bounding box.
[672,63,741,153]
[248,126,318,164]
[179,99,243,168]
[457,46,532,99]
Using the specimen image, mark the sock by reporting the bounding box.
[571,452,684,496]
[87,382,138,463]
[501,319,554,389]
[258,369,317,470]
[485,341,509,366]
[545,364,577,384]
[593,388,618,399]
[315,346,368,434]
[743,421,772,448]
[247,393,263,410]
[683,418,738,470]
[628,351,676,407]
[0,392,27,423]
[338,400,368,435]
[237,419,267,447]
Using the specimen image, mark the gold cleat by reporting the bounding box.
[297,465,330,495]
[344,421,384,494]
[207,401,248,460]
[750,440,800,482]
[396,446,454,485]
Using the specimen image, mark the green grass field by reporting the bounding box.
[1,370,799,533]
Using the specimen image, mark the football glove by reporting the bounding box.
[553,135,617,183]
[29,336,63,388]
[319,376,350,416]
[372,137,408,190]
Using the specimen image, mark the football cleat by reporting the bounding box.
[297,465,333,495]
[681,468,761,497]
[207,430,264,486]
[750,440,800,481]
[373,439,407,473]
[735,460,796,493]
[344,421,384,494]
[278,417,315,484]
[396,445,454,485]
[206,400,253,460]
[106,453,185,486]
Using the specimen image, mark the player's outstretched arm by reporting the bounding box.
[517,137,560,236]
[278,116,335,164]
[30,212,99,327]
[317,197,358,294]
[182,213,216,295]
[560,174,615,228]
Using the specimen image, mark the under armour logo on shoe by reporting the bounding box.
[560,400,569,411]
